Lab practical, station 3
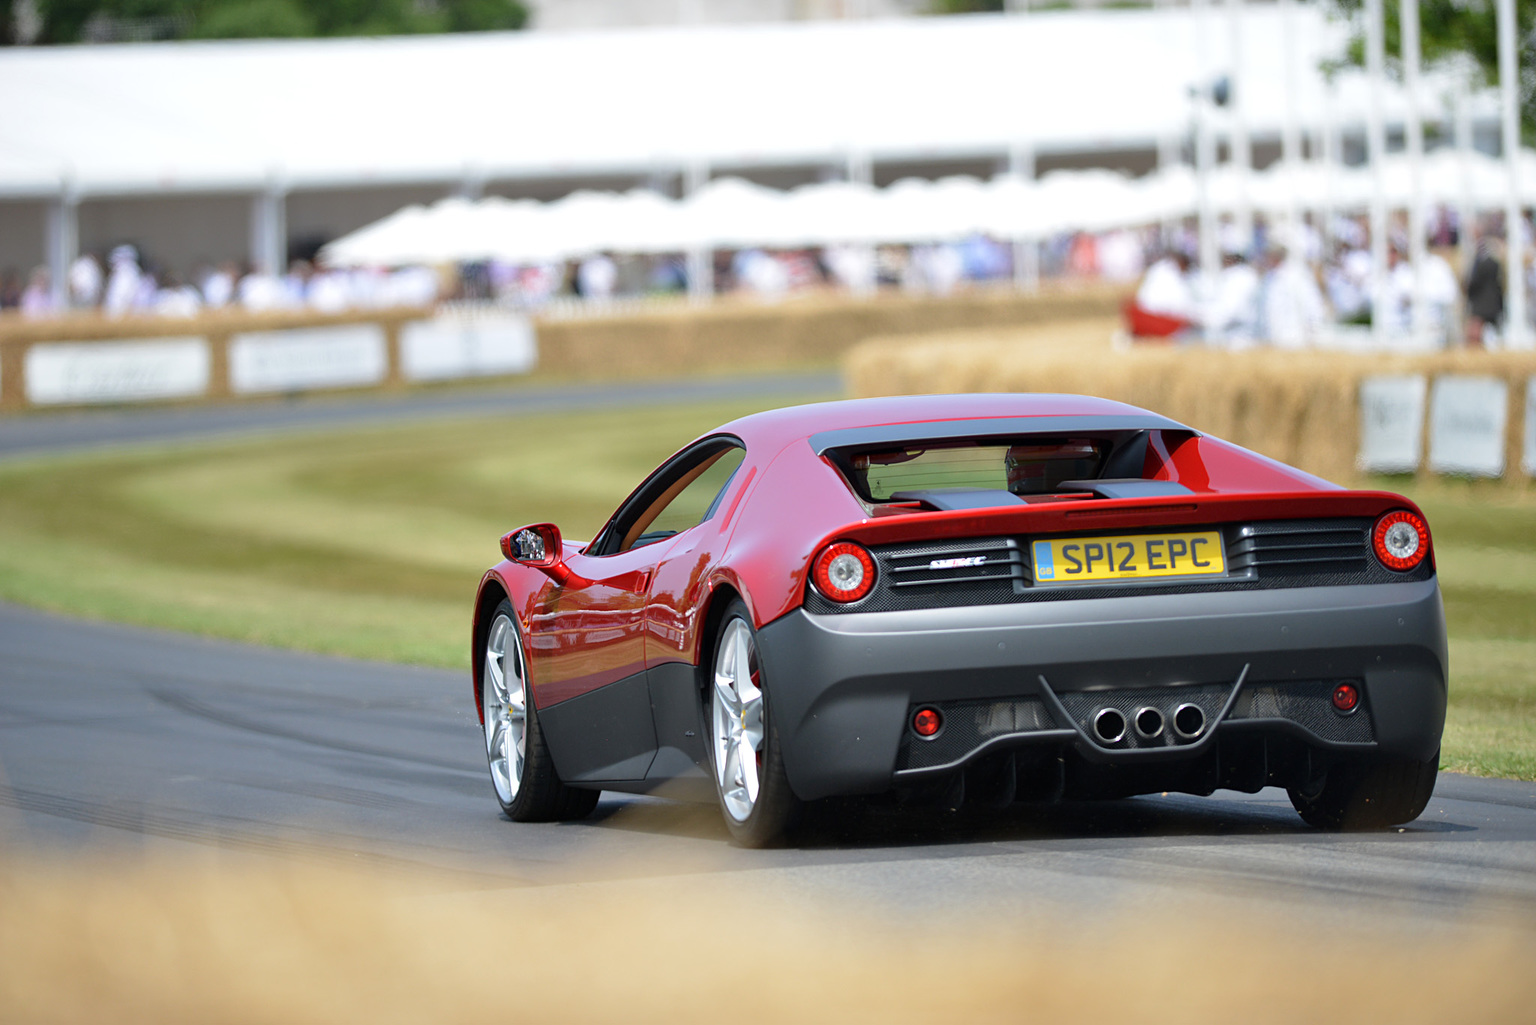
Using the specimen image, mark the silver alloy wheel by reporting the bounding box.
[711,617,764,822]
[483,613,528,804]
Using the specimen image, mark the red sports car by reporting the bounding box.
[471,394,1446,846]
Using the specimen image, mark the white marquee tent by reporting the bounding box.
[0,6,1496,203]
[321,149,1536,267]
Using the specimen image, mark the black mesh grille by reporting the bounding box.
[805,517,1432,615]
[1233,680,1376,743]
[1056,683,1230,750]
[1230,519,1371,578]
[884,537,1023,590]
[897,697,1057,770]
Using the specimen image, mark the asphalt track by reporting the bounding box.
[1,377,1534,928]
[0,371,842,461]
[2,600,1534,926]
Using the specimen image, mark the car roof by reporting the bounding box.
[717,393,1188,451]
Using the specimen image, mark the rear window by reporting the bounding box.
[845,438,1107,501]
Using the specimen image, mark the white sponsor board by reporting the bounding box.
[1357,374,1427,474]
[1428,375,1507,477]
[230,325,387,394]
[400,310,537,381]
[26,337,210,405]
[1525,379,1536,477]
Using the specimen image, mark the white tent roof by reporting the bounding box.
[0,6,1491,200]
[322,149,1536,266]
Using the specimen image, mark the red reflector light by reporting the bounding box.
[812,542,876,603]
[1332,683,1360,714]
[1373,510,1429,571]
[912,707,942,738]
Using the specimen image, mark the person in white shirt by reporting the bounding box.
[1097,229,1145,283]
[68,253,102,309]
[306,266,352,313]
[19,267,54,318]
[239,270,285,311]
[1135,250,1197,321]
[153,272,203,318]
[1261,245,1328,348]
[200,262,237,308]
[824,243,877,295]
[1204,249,1261,346]
[1381,246,1464,345]
[103,245,141,316]
[577,254,618,301]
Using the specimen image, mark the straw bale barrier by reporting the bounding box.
[845,318,1536,485]
[529,284,1127,378]
[0,306,428,410]
[0,285,1124,411]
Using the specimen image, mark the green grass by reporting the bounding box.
[0,403,1530,780]
[0,395,819,668]
[1381,478,1536,780]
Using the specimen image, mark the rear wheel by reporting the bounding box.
[483,600,598,822]
[708,601,801,847]
[1288,751,1438,830]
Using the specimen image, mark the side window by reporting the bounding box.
[622,446,746,551]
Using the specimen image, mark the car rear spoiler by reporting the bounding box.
[806,414,1196,456]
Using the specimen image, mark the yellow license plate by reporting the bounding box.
[1031,531,1225,584]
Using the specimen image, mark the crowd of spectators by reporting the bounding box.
[0,245,442,319]
[2,210,1529,348]
[1129,208,1526,349]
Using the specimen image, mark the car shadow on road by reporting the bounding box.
[585,790,1474,850]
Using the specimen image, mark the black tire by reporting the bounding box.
[1288,750,1439,831]
[482,600,599,823]
[706,600,802,847]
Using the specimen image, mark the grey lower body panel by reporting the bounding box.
[754,580,1447,801]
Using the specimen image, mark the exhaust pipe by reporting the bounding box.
[1133,706,1164,740]
[1092,707,1127,744]
[1172,702,1206,740]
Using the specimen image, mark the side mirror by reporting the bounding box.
[500,523,590,587]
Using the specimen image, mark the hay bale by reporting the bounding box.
[531,284,1128,379]
[845,320,1536,485]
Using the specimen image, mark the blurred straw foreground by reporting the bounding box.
[2,852,1533,1025]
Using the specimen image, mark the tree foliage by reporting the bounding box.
[25,0,528,43]
[929,0,1005,11]
[1329,0,1536,141]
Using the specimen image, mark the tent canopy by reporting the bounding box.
[321,149,1536,267]
[0,6,1488,201]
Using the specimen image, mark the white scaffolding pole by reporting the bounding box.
[1498,0,1527,347]
[1010,141,1039,292]
[1225,0,1252,252]
[685,160,712,304]
[45,180,79,309]
[1403,0,1431,338]
[1320,76,1339,249]
[1365,0,1389,344]
[249,178,287,277]
[1279,0,1302,238]
[1157,131,1181,248]
[1456,80,1476,278]
[1194,0,1218,293]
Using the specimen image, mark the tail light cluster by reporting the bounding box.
[1372,510,1430,572]
[811,541,876,603]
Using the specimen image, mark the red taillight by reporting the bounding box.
[812,542,876,603]
[912,707,943,738]
[1373,510,1430,571]
[1333,682,1361,714]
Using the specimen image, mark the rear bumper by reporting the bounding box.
[754,580,1447,801]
